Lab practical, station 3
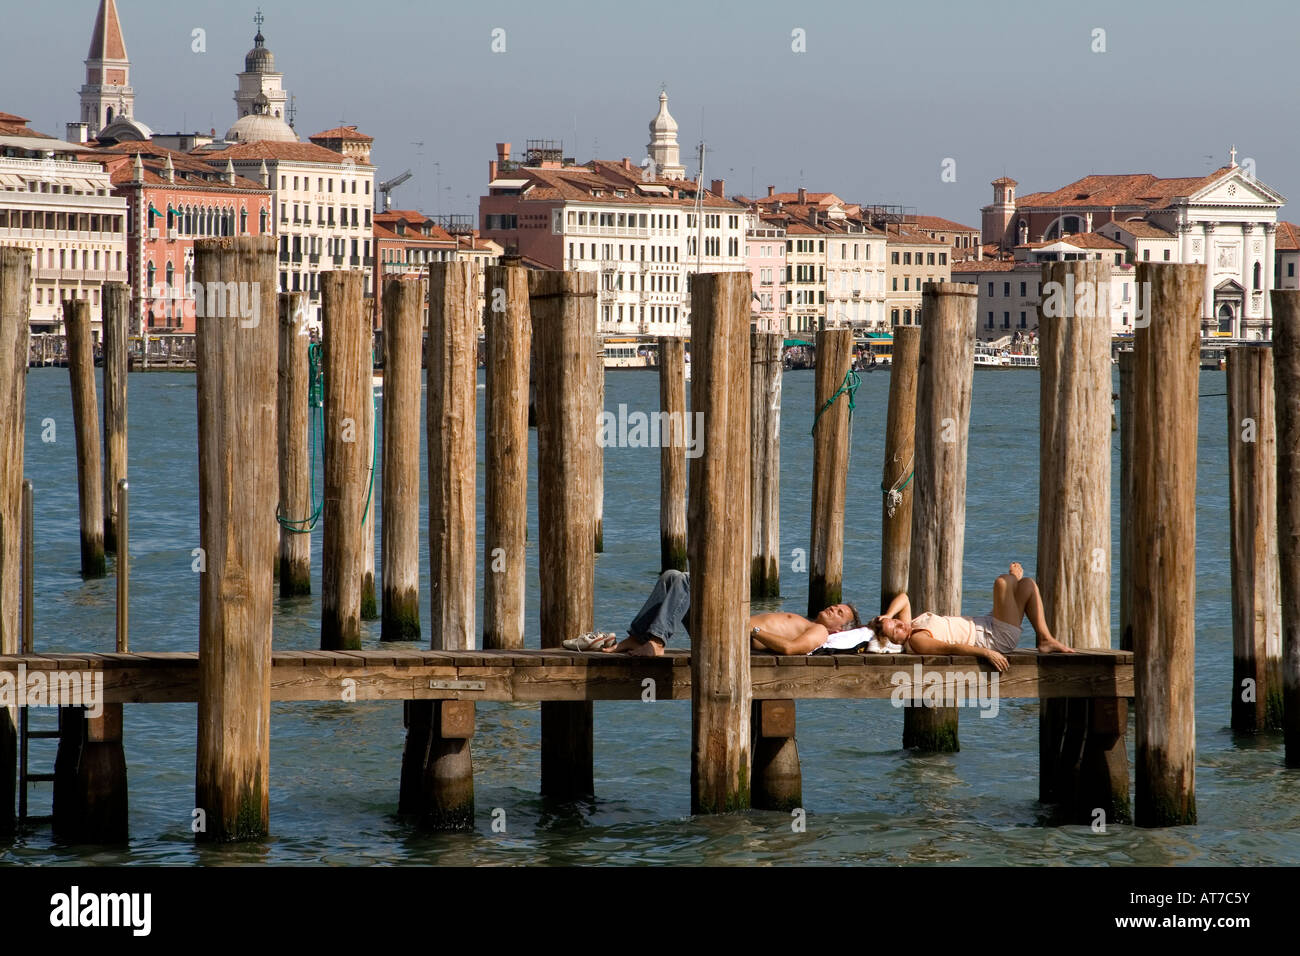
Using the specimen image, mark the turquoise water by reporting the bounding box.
[3,365,1298,865]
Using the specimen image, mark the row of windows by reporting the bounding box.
[568,210,682,230]
[891,276,936,291]
[29,247,123,272]
[32,285,103,306]
[0,209,123,233]
[151,204,264,237]
[891,250,948,266]
[570,241,680,263]
[380,247,457,264]
[605,303,680,324]
[281,202,369,229]
[280,175,369,196]
[890,308,923,325]
[601,271,680,293]
[280,235,371,258]
[987,311,1030,330]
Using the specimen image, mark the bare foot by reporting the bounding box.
[1009,561,1024,580]
[602,634,665,655]
[1036,633,1075,654]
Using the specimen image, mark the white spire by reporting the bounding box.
[163,151,174,183]
[225,157,236,185]
[646,90,685,181]
[131,150,143,183]
[258,158,269,187]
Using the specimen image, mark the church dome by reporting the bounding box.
[245,31,275,73]
[649,91,677,136]
[224,111,297,144]
[95,115,153,146]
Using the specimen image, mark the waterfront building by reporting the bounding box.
[745,212,786,333]
[478,92,747,336]
[906,214,982,263]
[373,209,501,330]
[881,222,951,327]
[1273,221,1300,291]
[0,111,127,333]
[98,142,273,333]
[980,152,1287,337]
[952,232,1140,339]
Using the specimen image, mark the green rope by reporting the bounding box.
[811,367,861,434]
[361,380,377,527]
[277,342,325,534]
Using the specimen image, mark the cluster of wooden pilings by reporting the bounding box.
[3,238,1300,844]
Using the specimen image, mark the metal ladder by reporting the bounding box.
[16,479,56,826]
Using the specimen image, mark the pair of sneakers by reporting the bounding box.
[562,631,618,651]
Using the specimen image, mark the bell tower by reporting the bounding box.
[78,0,133,138]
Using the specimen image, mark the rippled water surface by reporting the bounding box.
[3,365,1297,865]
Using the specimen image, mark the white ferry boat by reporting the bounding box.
[974,343,1039,369]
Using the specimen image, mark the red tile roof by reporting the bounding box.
[909,214,979,234]
[1105,220,1176,239]
[1015,169,1234,210]
[201,141,373,166]
[1018,232,1126,251]
[97,142,267,190]
[1276,221,1300,252]
[310,125,374,142]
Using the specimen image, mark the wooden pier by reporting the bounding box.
[2,238,1297,844]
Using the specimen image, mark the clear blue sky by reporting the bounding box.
[8,0,1297,225]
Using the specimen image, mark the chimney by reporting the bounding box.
[797,186,807,204]
[623,157,633,171]
[710,179,724,198]
[496,142,511,164]
[767,185,775,198]
[489,160,498,182]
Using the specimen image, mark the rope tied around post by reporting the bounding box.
[277,341,325,534]
[881,451,914,518]
[810,366,860,435]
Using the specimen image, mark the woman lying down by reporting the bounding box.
[570,563,1072,672]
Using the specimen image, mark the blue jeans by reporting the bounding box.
[629,570,691,644]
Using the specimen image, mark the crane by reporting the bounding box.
[377,169,412,212]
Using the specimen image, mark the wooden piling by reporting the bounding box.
[399,262,477,827]
[0,246,30,838]
[1118,350,1135,652]
[594,355,605,554]
[380,278,424,641]
[194,236,277,841]
[101,282,129,554]
[320,271,368,651]
[808,329,853,618]
[1270,289,1300,766]
[531,270,596,799]
[880,326,920,612]
[65,299,106,578]
[906,283,976,752]
[688,272,752,814]
[751,699,801,811]
[1035,261,1125,822]
[483,265,530,649]
[1132,262,1201,827]
[1226,345,1282,733]
[116,480,128,652]
[751,332,782,598]
[277,292,311,596]
[360,345,378,621]
[659,337,688,573]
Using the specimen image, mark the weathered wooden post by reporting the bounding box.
[102,282,129,554]
[380,278,424,641]
[360,341,378,621]
[689,272,752,814]
[531,270,596,799]
[65,299,106,578]
[1035,261,1126,823]
[320,271,367,651]
[1226,345,1282,732]
[594,352,605,554]
[880,326,920,612]
[1118,350,1135,652]
[906,283,976,752]
[1270,289,1300,766]
[277,292,311,595]
[483,264,530,649]
[1132,262,1201,826]
[659,337,687,573]
[808,329,853,618]
[0,247,30,839]
[751,332,782,598]
[194,236,277,841]
[399,261,477,827]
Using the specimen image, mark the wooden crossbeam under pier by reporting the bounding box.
[0,649,1132,705]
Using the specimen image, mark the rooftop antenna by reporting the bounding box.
[286,94,296,130]
[411,141,425,206]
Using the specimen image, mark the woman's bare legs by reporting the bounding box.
[992,562,1073,654]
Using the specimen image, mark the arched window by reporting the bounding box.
[259,207,268,233]
[1063,215,1080,234]
[166,261,174,289]
[240,207,248,234]
[106,106,114,124]
[1254,261,1262,290]
[146,261,155,291]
